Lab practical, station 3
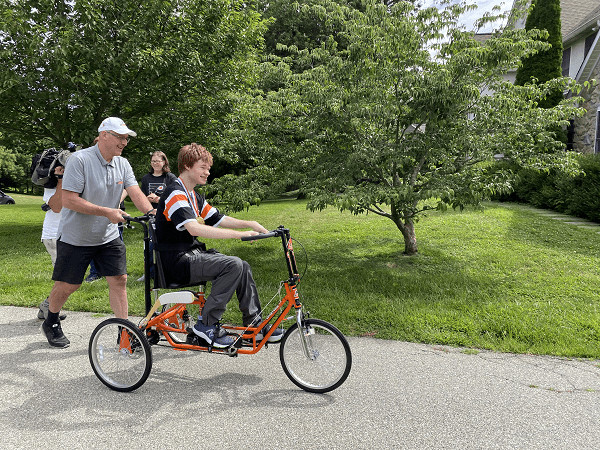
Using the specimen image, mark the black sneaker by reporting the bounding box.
[37,298,67,321]
[256,324,284,343]
[41,321,70,348]
[243,319,284,343]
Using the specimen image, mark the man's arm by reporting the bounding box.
[62,190,127,224]
[125,184,154,215]
[47,167,64,213]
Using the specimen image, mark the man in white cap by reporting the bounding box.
[41,117,155,348]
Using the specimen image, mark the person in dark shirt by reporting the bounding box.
[140,151,177,207]
[155,143,283,348]
[138,151,176,281]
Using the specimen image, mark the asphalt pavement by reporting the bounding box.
[1,305,599,449]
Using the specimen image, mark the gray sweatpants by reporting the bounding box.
[183,249,261,326]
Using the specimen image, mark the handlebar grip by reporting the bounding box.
[241,231,278,241]
[122,215,151,223]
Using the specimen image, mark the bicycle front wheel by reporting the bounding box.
[88,318,152,392]
[280,318,352,393]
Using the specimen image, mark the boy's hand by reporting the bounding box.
[240,230,260,239]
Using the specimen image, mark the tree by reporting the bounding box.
[514,0,564,108]
[0,0,267,181]
[212,0,585,255]
[0,145,25,190]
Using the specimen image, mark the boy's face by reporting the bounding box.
[188,159,211,185]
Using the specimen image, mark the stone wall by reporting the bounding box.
[572,64,600,154]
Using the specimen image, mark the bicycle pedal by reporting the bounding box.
[232,336,243,349]
[185,333,201,345]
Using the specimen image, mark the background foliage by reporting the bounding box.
[211,0,586,255]
[514,0,564,108]
[0,0,267,184]
[0,0,589,255]
[496,153,600,223]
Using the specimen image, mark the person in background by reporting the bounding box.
[38,165,67,321]
[140,151,177,207]
[137,151,176,281]
[41,117,155,348]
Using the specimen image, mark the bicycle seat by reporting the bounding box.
[148,219,206,291]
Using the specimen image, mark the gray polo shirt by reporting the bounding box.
[58,145,137,246]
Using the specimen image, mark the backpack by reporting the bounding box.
[30,147,72,189]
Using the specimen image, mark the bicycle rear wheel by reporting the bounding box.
[88,318,152,392]
[280,318,351,393]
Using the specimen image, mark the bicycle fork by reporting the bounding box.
[295,308,317,361]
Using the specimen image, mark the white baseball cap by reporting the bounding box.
[98,117,137,137]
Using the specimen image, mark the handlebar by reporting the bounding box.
[240,226,287,242]
[122,214,152,224]
[241,231,278,241]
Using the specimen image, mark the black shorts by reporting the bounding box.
[52,238,127,285]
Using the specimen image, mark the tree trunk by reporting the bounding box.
[391,216,418,255]
[400,220,418,255]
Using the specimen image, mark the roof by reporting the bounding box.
[505,0,600,43]
[561,0,600,44]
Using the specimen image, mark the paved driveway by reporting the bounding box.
[1,305,599,449]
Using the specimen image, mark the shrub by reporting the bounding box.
[495,153,600,222]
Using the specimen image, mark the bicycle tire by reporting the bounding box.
[279,318,352,393]
[88,318,152,392]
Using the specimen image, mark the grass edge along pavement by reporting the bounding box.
[1,194,600,359]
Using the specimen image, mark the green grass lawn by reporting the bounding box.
[2,192,600,358]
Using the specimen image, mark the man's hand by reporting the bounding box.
[106,208,128,224]
[147,193,160,203]
[54,166,65,176]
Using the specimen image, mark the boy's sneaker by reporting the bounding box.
[256,324,284,343]
[41,321,70,348]
[192,321,236,348]
[37,298,67,321]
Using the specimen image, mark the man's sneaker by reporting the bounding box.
[192,321,236,348]
[136,275,145,282]
[256,324,284,343]
[41,321,70,348]
[37,298,67,321]
[85,274,101,283]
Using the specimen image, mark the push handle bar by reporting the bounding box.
[122,214,151,224]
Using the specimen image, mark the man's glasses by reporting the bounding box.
[106,131,131,143]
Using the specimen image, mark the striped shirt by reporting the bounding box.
[155,178,225,251]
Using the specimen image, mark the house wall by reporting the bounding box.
[572,63,600,154]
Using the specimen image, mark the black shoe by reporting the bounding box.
[41,321,70,348]
[256,324,284,343]
[243,319,284,343]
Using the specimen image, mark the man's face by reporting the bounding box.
[189,160,211,185]
[100,130,129,158]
